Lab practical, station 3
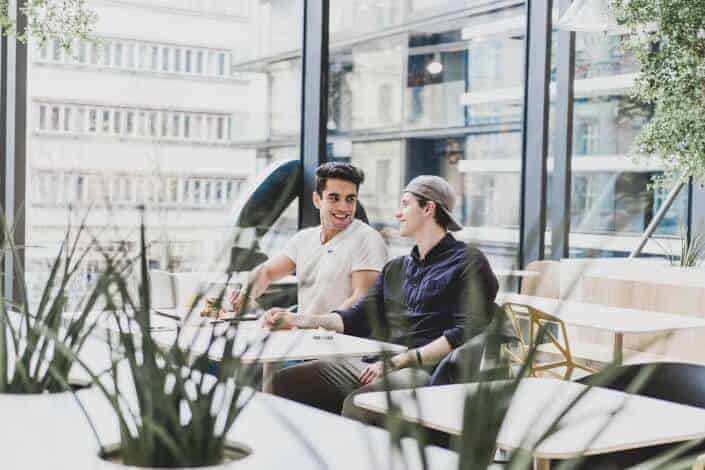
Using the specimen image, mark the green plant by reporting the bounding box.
[63,221,265,467]
[613,0,705,184]
[0,210,102,393]
[0,0,97,49]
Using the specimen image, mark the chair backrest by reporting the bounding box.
[579,362,705,409]
[520,260,560,298]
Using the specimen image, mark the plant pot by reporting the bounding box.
[97,441,252,469]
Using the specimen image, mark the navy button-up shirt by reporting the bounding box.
[339,234,499,349]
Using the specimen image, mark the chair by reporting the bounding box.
[520,260,560,298]
[502,302,596,380]
[563,362,705,469]
[429,304,518,386]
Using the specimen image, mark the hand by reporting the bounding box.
[229,288,246,315]
[359,361,388,386]
[200,298,225,319]
[263,307,297,330]
[229,288,259,315]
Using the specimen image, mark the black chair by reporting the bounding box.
[556,362,705,469]
[429,304,518,386]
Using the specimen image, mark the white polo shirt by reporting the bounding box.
[283,219,387,316]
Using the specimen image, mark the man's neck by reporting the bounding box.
[414,226,448,260]
[320,222,350,244]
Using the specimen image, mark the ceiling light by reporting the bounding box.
[426,61,443,75]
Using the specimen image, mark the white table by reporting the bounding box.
[0,381,458,470]
[497,293,705,364]
[151,321,407,391]
[354,378,705,469]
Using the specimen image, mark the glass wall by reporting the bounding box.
[567,32,687,258]
[328,0,527,270]
[25,0,303,305]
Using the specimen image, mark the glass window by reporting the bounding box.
[52,40,61,61]
[114,111,122,134]
[63,108,72,132]
[101,110,110,133]
[26,1,303,305]
[114,43,123,67]
[218,52,226,76]
[185,50,192,73]
[196,50,204,74]
[126,43,135,68]
[173,114,181,138]
[102,43,111,66]
[184,115,191,138]
[160,112,168,137]
[567,32,685,259]
[38,105,47,130]
[51,107,60,131]
[151,46,159,70]
[162,47,170,71]
[328,1,526,270]
[126,111,135,135]
[89,43,99,64]
[78,41,87,63]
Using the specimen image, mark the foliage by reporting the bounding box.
[0,210,101,393]
[65,220,263,467]
[613,0,705,184]
[0,0,97,49]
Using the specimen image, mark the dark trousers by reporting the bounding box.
[267,358,431,426]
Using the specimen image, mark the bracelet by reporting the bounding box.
[415,349,423,367]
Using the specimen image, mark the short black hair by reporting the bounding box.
[315,162,365,195]
[414,195,451,231]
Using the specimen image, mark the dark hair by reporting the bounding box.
[414,195,451,230]
[315,162,365,195]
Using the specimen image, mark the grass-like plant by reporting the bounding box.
[0,210,103,394]
[63,221,265,467]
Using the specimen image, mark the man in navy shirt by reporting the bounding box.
[263,175,500,423]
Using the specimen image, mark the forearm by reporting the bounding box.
[293,313,345,333]
[390,336,453,370]
[245,265,273,300]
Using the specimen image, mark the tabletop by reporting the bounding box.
[151,320,407,363]
[354,377,705,460]
[0,381,457,470]
[496,293,705,334]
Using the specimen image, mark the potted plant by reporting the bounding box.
[63,222,262,468]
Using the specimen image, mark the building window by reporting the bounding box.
[126,43,135,68]
[185,50,192,73]
[162,47,170,72]
[39,105,47,130]
[114,43,123,67]
[174,49,182,72]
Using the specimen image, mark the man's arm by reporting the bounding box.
[264,267,387,334]
[335,270,380,310]
[230,254,295,313]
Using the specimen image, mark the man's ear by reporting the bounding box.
[313,191,321,209]
[425,200,436,218]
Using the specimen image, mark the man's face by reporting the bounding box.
[313,178,358,233]
[396,192,434,237]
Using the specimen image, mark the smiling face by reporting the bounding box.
[313,177,358,235]
[395,192,435,237]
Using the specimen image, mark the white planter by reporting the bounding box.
[95,441,252,469]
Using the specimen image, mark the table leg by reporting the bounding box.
[534,457,550,470]
[262,362,275,393]
[613,332,624,365]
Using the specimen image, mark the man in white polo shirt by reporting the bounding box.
[210,162,387,318]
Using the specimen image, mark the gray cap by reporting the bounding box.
[404,175,463,232]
